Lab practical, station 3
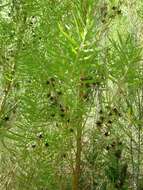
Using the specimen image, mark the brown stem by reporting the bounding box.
[72,126,82,190]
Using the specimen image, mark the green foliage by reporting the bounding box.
[0,0,143,190]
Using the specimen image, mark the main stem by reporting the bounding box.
[72,126,82,190]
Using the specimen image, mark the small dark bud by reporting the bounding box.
[111,141,116,148]
[70,128,74,133]
[102,19,106,23]
[59,104,63,108]
[92,82,97,86]
[82,93,88,100]
[99,109,103,114]
[60,113,65,117]
[4,89,8,93]
[112,6,116,10]
[96,81,100,86]
[46,80,50,85]
[117,10,122,14]
[57,91,62,95]
[47,93,51,98]
[50,78,55,83]
[60,108,65,113]
[113,107,118,113]
[51,113,55,117]
[11,70,15,75]
[67,119,70,123]
[100,116,104,121]
[37,132,43,139]
[46,78,55,85]
[108,120,112,124]
[4,116,9,121]
[45,142,49,147]
[85,83,90,88]
[106,145,110,150]
[56,123,59,127]
[115,149,122,159]
[118,141,122,146]
[13,109,16,114]
[108,112,113,116]
[27,80,32,83]
[80,76,92,81]
[31,143,36,148]
[104,132,109,136]
[50,96,55,101]
[96,121,102,126]
[109,14,115,19]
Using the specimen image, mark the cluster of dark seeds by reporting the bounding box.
[112,6,122,15]
[46,77,71,122]
[106,140,123,159]
[101,5,122,23]
[31,132,50,149]
[96,106,122,137]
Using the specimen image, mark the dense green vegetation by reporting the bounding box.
[0,0,143,190]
